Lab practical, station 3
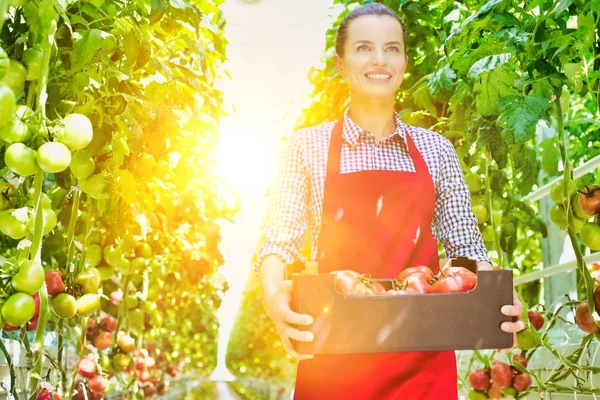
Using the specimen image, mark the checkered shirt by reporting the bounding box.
[256,108,491,275]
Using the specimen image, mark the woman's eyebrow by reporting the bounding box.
[353,40,403,46]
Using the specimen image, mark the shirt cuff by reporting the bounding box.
[254,245,298,277]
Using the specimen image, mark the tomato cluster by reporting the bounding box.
[550,180,600,251]
[330,265,477,296]
[1,260,44,330]
[45,268,100,319]
[467,355,532,399]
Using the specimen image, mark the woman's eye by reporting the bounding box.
[387,46,400,52]
[357,45,370,51]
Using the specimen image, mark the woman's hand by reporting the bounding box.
[263,279,315,360]
[497,289,526,353]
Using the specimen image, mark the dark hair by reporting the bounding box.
[335,3,406,57]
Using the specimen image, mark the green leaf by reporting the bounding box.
[445,0,506,43]
[553,0,573,15]
[497,95,551,141]
[467,53,512,81]
[413,82,437,116]
[72,29,104,71]
[539,138,560,176]
[474,68,517,117]
[563,62,585,93]
[510,143,539,194]
[477,126,508,168]
[150,0,168,25]
[428,65,456,103]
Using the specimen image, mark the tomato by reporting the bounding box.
[103,245,124,267]
[386,287,418,295]
[431,267,477,293]
[51,293,77,318]
[5,143,39,176]
[0,209,27,239]
[36,142,71,173]
[575,301,600,333]
[45,269,65,296]
[0,183,17,211]
[0,48,9,80]
[117,334,136,352]
[331,270,362,295]
[85,244,103,266]
[135,242,153,258]
[59,113,93,151]
[490,362,512,389]
[27,207,57,236]
[77,356,97,378]
[75,268,100,294]
[36,388,52,400]
[0,105,34,143]
[472,204,488,224]
[513,373,532,391]
[96,265,114,280]
[481,224,495,242]
[101,316,118,333]
[93,331,113,350]
[1,60,27,95]
[466,389,488,400]
[512,353,528,370]
[79,174,109,199]
[575,185,600,217]
[350,281,386,296]
[2,293,35,326]
[468,369,490,391]
[88,375,108,393]
[110,290,123,305]
[550,204,585,232]
[581,222,600,251]
[402,272,433,294]
[550,179,576,205]
[77,293,100,317]
[69,150,96,179]
[465,173,482,193]
[0,83,16,126]
[12,260,45,294]
[527,311,544,331]
[112,353,131,370]
[487,384,502,400]
[396,266,434,283]
[138,153,156,172]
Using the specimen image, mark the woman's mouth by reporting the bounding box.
[365,73,392,82]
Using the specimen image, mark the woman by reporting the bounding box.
[256,4,525,399]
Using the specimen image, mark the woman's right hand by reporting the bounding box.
[262,278,315,360]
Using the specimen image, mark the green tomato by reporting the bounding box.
[0,48,9,80]
[1,293,35,326]
[21,48,42,81]
[550,204,585,232]
[580,222,600,251]
[75,268,101,294]
[11,260,44,294]
[472,204,489,224]
[0,183,17,211]
[79,174,109,199]
[481,225,495,242]
[0,105,34,143]
[467,390,488,400]
[116,258,133,275]
[76,293,100,317]
[129,308,145,329]
[51,293,77,319]
[85,244,103,266]
[36,142,71,173]
[131,257,148,271]
[5,143,39,176]
[465,174,482,193]
[0,83,16,128]
[59,113,93,151]
[135,242,152,258]
[0,60,26,96]
[103,245,123,267]
[96,265,114,281]
[550,179,577,205]
[70,150,95,179]
[517,328,540,350]
[26,207,57,236]
[0,209,28,239]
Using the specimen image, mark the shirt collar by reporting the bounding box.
[342,108,407,148]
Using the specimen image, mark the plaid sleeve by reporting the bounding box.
[255,134,309,276]
[433,139,492,264]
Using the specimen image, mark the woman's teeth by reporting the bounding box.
[366,74,391,80]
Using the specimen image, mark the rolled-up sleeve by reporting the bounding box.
[433,139,492,264]
[255,134,309,276]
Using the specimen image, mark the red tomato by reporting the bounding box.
[93,331,113,350]
[100,316,117,333]
[386,287,418,295]
[396,266,434,282]
[87,375,108,393]
[331,270,363,295]
[431,267,477,293]
[403,272,433,294]
[350,281,386,296]
[45,269,65,296]
[77,356,97,378]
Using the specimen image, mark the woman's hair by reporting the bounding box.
[335,3,406,57]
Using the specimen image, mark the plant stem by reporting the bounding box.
[0,338,19,400]
[57,319,66,394]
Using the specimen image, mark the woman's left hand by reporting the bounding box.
[497,289,527,353]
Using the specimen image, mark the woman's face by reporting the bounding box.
[334,15,408,101]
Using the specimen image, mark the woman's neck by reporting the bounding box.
[348,99,397,141]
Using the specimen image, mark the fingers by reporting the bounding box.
[279,334,314,360]
[501,319,526,333]
[501,304,523,317]
[282,324,314,342]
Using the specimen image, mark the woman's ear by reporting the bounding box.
[333,54,344,79]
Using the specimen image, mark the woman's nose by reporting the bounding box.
[372,48,386,65]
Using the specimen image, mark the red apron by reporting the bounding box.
[293,119,458,400]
